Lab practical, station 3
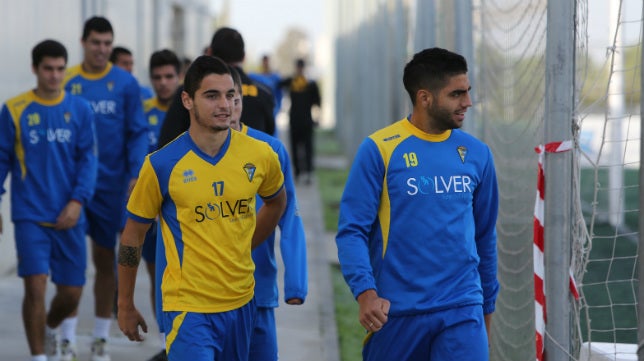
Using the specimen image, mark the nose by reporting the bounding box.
[462,92,473,108]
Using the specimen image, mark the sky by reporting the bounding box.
[211,0,326,61]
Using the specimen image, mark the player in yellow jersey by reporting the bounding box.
[116,55,286,361]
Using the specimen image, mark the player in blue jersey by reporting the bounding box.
[62,16,148,361]
[0,39,98,361]
[230,68,308,361]
[110,46,154,101]
[335,48,500,361]
[141,49,181,361]
[249,54,283,136]
[116,55,287,361]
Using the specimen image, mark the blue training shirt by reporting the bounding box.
[243,124,308,307]
[63,62,148,193]
[336,118,500,317]
[0,90,98,223]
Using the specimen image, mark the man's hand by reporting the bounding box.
[286,298,304,305]
[357,289,390,332]
[117,303,148,342]
[55,200,82,230]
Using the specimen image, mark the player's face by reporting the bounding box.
[150,65,180,104]
[33,56,66,94]
[114,54,134,73]
[82,31,113,72]
[427,74,472,131]
[230,89,243,131]
[184,73,235,133]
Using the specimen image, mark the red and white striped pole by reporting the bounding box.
[534,140,579,361]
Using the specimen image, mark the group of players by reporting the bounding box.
[0,16,310,361]
[1,11,501,361]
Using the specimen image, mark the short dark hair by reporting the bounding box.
[296,58,305,68]
[209,27,245,63]
[82,16,113,40]
[109,46,131,63]
[32,39,67,67]
[183,55,233,98]
[149,49,181,76]
[230,66,242,93]
[403,48,468,104]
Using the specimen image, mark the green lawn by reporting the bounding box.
[579,168,639,343]
[315,129,362,361]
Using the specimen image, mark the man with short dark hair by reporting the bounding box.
[110,46,154,100]
[157,27,275,147]
[0,39,97,361]
[117,55,287,361]
[336,48,500,361]
[63,16,148,361]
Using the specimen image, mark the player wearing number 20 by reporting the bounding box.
[335,47,500,361]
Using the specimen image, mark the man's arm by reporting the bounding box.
[117,218,152,342]
[252,187,286,250]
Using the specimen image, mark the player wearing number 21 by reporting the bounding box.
[335,47,500,361]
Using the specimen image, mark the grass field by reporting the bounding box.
[315,129,362,361]
[578,168,639,343]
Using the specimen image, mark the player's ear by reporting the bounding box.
[181,91,193,110]
[416,89,433,108]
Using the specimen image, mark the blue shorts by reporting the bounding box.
[85,190,126,249]
[249,307,277,361]
[163,299,256,361]
[141,220,157,263]
[363,304,489,361]
[14,221,87,286]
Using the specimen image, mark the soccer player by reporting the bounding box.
[0,39,97,361]
[249,54,283,135]
[230,68,308,361]
[335,48,500,361]
[157,27,276,148]
[110,46,154,100]
[141,48,181,361]
[280,59,321,185]
[116,55,287,360]
[62,16,148,360]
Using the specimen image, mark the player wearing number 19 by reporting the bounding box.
[117,55,287,361]
[335,47,500,361]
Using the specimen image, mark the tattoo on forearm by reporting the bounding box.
[118,245,142,267]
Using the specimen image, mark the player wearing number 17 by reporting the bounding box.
[116,55,286,361]
[335,47,500,361]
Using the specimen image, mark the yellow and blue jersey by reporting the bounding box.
[336,118,500,316]
[0,90,98,223]
[127,130,284,313]
[242,124,308,307]
[143,97,168,154]
[63,63,147,192]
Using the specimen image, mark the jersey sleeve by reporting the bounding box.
[335,137,385,299]
[126,155,162,223]
[70,99,98,205]
[0,104,15,202]
[257,145,284,200]
[473,146,500,314]
[275,141,308,302]
[124,76,149,180]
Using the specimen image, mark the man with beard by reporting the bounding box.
[335,48,500,361]
[116,55,286,361]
